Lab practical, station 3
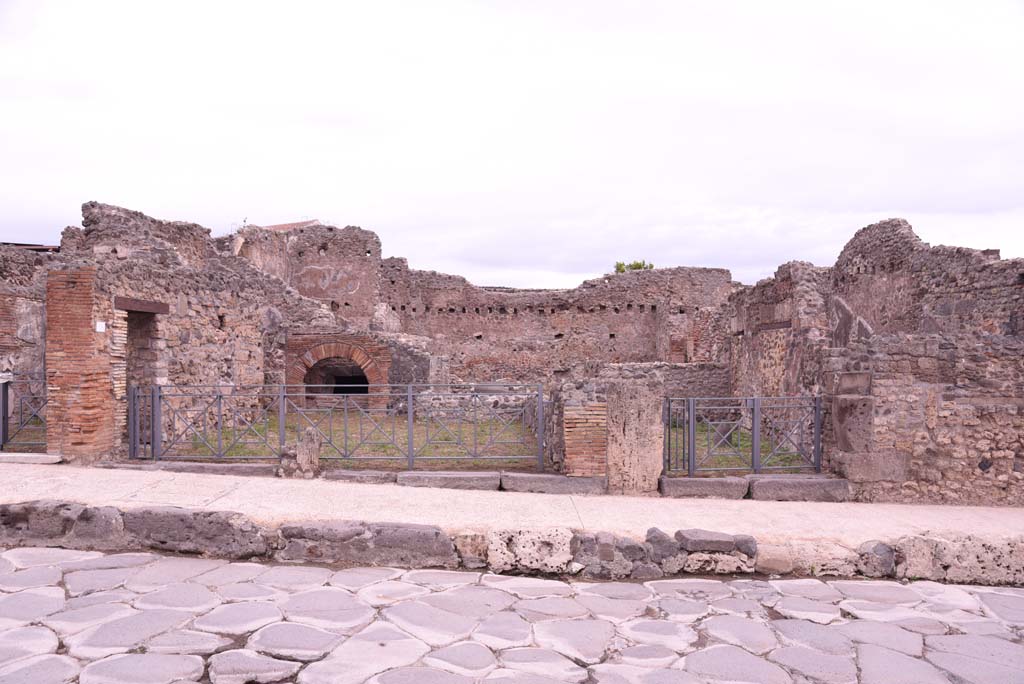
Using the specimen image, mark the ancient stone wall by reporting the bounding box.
[0,245,51,375]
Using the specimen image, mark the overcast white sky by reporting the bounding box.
[1,1,1022,287]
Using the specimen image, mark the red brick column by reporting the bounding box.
[45,268,115,462]
[562,403,608,477]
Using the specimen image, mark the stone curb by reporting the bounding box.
[396,471,501,490]
[500,472,607,495]
[659,475,748,499]
[2,499,1020,584]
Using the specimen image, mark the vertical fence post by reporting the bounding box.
[0,381,9,451]
[277,384,287,455]
[127,387,136,459]
[536,384,544,472]
[407,384,415,470]
[662,398,669,473]
[751,398,762,473]
[813,394,823,473]
[151,385,162,460]
[216,392,223,458]
[686,398,697,477]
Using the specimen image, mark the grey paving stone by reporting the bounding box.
[657,598,709,622]
[79,653,204,684]
[397,470,501,490]
[924,634,1024,684]
[533,618,615,663]
[0,559,11,575]
[618,618,698,650]
[65,590,139,610]
[674,529,736,553]
[217,583,287,603]
[774,597,841,624]
[257,565,332,591]
[298,621,430,684]
[64,567,140,596]
[279,587,375,632]
[857,644,950,684]
[125,557,225,593]
[0,625,58,665]
[575,581,653,601]
[481,575,574,598]
[499,647,588,682]
[383,600,477,646]
[748,476,850,502]
[403,569,482,587]
[246,621,343,661]
[576,595,648,622]
[513,597,589,621]
[356,579,430,606]
[659,475,748,499]
[422,641,497,677]
[146,628,233,655]
[590,663,703,683]
[0,654,80,684]
[472,611,534,649]
[322,469,397,483]
[60,553,156,572]
[329,566,404,591]
[65,609,190,659]
[839,600,929,623]
[483,669,569,683]
[891,616,951,635]
[191,562,267,586]
[709,597,763,615]
[645,579,732,601]
[772,619,853,656]
[702,615,778,654]
[0,586,66,629]
[769,578,843,602]
[207,648,301,684]
[0,565,62,591]
[192,601,282,636]
[979,590,1024,625]
[422,585,516,620]
[368,667,475,684]
[42,602,139,637]
[133,582,222,613]
[906,581,979,613]
[683,644,792,684]
[617,644,679,667]
[1,547,100,569]
[829,580,923,605]
[769,646,857,684]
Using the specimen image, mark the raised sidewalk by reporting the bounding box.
[2,463,1021,547]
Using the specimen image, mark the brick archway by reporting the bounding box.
[285,335,391,388]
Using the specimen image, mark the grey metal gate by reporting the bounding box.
[0,372,48,452]
[129,383,545,469]
[665,396,821,475]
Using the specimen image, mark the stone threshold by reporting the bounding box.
[96,460,849,501]
[1,499,1021,586]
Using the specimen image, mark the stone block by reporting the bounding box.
[833,451,908,483]
[659,476,749,499]
[856,540,896,578]
[277,520,459,568]
[122,506,269,559]
[832,395,874,452]
[605,380,664,495]
[322,469,397,484]
[675,529,737,553]
[500,472,606,495]
[0,453,62,464]
[836,372,872,395]
[396,471,500,490]
[489,528,574,574]
[748,476,851,502]
[755,544,794,575]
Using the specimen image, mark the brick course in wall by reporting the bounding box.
[563,403,608,477]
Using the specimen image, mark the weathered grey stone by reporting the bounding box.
[277,427,322,479]
[772,619,853,656]
[618,618,698,650]
[246,623,343,662]
[472,611,533,649]
[748,476,850,502]
[146,629,233,655]
[830,580,921,604]
[452,532,489,569]
[321,469,397,483]
[657,598,709,622]
[774,597,842,624]
[122,506,268,558]
[488,528,574,574]
[499,648,587,682]
[278,521,459,568]
[297,622,429,684]
[208,648,301,684]
[733,534,758,559]
[368,667,475,684]
[60,552,155,572]
[833,621,922,656]
[403,569,481,587]
[191,562,267,587]
[978,590,1024,625]
[133,583,222,613]
[79,653,204,684]
[481,575,573,598]
[382,601,477,646]
[329,566,403,591]
[534,619,614,664]
[683,644,792,684]
[0,587,66,629]
[356,580,430,607]
[422,641,496,677]
[645,528,681,563]
[0,653,79,684]
[659,476,749,499]
[646,578,732,601]
[397,471,501,490]
[66,609,190,659]
[0,625,58,664]
[421,585,515,619]
[42,602,139,637]
[701,615,777,654]
[500,472,605,495]
[257,565,332,591]
[0,565,61,591]
[125,557,225,592]
[64,590,139,610]
[590,663,702,683]
[63,567,137,596]
[755,544,795,575]
[217,583,286,602]
[770,578,843,602]
[280,587,375,633]
[616,644,679,668]
[575,594,647,622]
[1,546,100,568]
[856,540,896,578]
[683,552,753,574]
[768,646,857,684]
[856,644,949,684]
[513,597,589,621]
[192,601,282,636]
[924,634,1024,684]
[674,529,736,553]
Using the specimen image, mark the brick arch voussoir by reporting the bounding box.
[298,342,388,387]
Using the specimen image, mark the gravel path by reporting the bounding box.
[1,547,1023,683]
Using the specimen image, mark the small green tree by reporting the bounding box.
[614,260,654,273]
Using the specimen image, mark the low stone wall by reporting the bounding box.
[2,499,1022,585]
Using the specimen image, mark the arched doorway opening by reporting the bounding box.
[303,357,369,395]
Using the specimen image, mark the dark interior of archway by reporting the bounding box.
[303,357,370,395]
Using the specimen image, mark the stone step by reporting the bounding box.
[396,471,501,491]
[500,472,606,495]
[659,476,748,499]
[659,474,852,502]
[322,469,397,484]
[0,453,62,464]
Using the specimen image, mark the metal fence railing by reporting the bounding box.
[665,396,821,475]
[129,383,545,469]
[0,371,48,452]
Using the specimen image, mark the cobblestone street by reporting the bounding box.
[0,548,1022,683]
